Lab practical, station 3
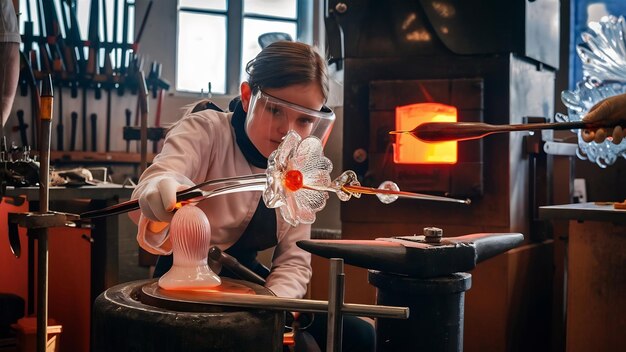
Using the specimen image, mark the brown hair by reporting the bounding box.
[245,41,329,102]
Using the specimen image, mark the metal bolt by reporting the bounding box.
[335,2,348,14]
[423,227,443,243]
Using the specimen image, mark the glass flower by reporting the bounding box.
[557,15,626,167]
[264,131,333,226]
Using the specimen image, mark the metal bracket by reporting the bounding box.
[543,141,578,156]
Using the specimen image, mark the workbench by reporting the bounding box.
[1,184,134,352]
[539,202,626,352]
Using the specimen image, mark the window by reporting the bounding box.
[176,0,310,95]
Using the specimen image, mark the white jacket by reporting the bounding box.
[130,108,312,298]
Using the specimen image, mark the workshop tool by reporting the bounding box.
[81,87,87,151]
[105,87,112,152]
[138,71,149,173]
[390,120,626,142]
[124,108,132,152]
[56,85,64,151]
[80,173,267,219]
[16,110,28,147]
[297,229,524,351]
[34,0,52,73]
[69,111,77,151]
[119,0,130,77]
[40,0,67,73]
[133,1,154,53]
[90,113,98,152]
[6,75,81,352]
[18,51,40,150]
[112,0,120,71]
[208,247,266,286]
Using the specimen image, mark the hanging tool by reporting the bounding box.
[38,73,54,352]
[124,108,132,152]
[112,0,120,71]
[138,71,149,174]
[390,120,626,142]
[15,110,29,147]
[91,113,98,152]
[119,0,130,79]
[69,111,78,151]
[56,85,64,151]
[18,51,40,150]
[81,88,87,151]
[34,0,52,73]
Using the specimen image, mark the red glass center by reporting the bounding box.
[284,170,304,191]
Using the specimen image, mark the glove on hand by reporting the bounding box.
[582,93,626,144]
[139,177,190,222]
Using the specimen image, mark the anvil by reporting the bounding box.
[297,231,524,278]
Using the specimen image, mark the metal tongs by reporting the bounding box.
[80,173,267,219]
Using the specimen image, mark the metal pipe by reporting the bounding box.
[327,258,345,352]
[138,70,149,174]
[142,283,409,320]
[37,74,53,352]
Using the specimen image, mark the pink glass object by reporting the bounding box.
[158,204,221,290]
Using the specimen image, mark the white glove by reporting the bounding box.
[582,93,626,144]
[138,177,190,222]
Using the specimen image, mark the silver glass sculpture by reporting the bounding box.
[557,15,626,167]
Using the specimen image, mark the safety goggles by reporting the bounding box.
[245,90,336,151]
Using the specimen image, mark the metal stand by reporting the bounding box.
[5,75,79,352]
[369,271,472,352]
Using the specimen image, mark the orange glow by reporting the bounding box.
[394,103,458,164]
[166,280,256,294]
[283,170,304,191]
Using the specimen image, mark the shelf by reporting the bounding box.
[49,151,156,164]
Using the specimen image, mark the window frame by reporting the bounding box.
[176,0,312,96]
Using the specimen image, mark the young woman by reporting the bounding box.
[131,41,374,351]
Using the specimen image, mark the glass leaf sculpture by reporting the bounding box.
[558,15,626,167]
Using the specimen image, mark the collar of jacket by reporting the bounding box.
[231,101,268,169]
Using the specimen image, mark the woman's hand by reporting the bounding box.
[581,93,626,144]
[138,178,189,222]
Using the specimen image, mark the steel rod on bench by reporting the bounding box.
[327,258,345,352]
[36,74,53,352]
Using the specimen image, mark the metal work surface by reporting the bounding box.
[4,183,134,201]
[140,281,408,320]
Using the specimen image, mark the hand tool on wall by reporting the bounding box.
[34,0,52,73]
[133,1,153,53]
[105,87,112,152]
[138,71,149,174]
[81,88,87,151]
[19,51,40,150]
[125,108,131,152]
[38,73,54,352]
[112,0,120,71]
[65,0,85,97]
[119,0,130,78]
[40,0,68,73]
[56,85,64,151]
[91,113,98,152]
[69,111,78,151]
[16,110,29,147]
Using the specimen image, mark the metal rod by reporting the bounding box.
[138,70,149,174]
[327,258,345,352]
[144,284,409,320]
[37,74,53,352]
